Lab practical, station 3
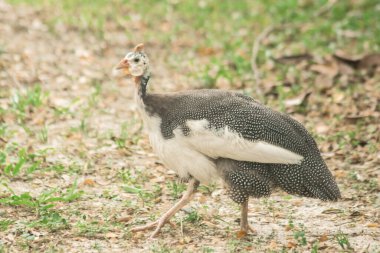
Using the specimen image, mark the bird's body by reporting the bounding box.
[115,44,341,238]
[139,88,340,201]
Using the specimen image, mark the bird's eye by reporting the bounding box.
[134,58,140,63]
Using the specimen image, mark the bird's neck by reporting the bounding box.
[134,72,150,99]
[133,72,151,118]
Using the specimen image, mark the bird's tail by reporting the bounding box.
[272,154,341,201]
[302,157,341,201]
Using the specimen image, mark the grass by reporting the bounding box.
[202,247,215,253]
[0,182,82,214]
[0,179,83,235]
[0,219,14,232]
[76,221,108,237]
[112,120,140,149]
[123,185,158,206]
[6,85,47,124]
[0,144,47,176]
[8,0,380,90]
[335,231,352,250]
[166,181,186,199]
[184,210,201,224]
[1,0,379,252]
[38,124,49,144]
[113,122,130,149]
[28,211,69,231]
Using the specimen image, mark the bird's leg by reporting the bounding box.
[240,200,256,234]
[131,178,200,238]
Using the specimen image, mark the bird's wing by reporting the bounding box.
[173,118,304,164]
[146,90,310,164]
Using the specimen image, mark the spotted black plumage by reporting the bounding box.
[142,89,341,201]
[216,156,340,203]
[144,90,312,154]
[116,44,341,237]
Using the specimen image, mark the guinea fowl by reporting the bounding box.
[114,44,341,238]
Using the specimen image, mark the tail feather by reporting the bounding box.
[270,155,341,201]
[305,178,341,201]
[301,156,341,201]
[216,155,341,203]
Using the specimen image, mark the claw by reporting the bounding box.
[130,220,159,233]
[130,218,175,238]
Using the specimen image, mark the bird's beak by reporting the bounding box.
[115,58,131,75]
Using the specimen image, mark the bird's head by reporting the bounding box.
[114,43,150,78]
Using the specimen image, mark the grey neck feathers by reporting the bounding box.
[138,72,150,98]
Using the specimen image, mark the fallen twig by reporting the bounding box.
[250,25,274,89]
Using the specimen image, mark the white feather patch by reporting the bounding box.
[176,119,304,164]
[142,116,219,183]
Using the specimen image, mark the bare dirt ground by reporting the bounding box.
[0,1,379,252]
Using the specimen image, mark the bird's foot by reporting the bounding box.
[237,224,257,238]
[130,217,176,238]
[130,178,199,238]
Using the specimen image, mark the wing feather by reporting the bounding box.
[173,119,303,164]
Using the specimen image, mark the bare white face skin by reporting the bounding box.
[124,51,149,76]
[113,44,149,78]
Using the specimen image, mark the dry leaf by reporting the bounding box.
[105,232,119,238]
[319,234,328,242]
[83,178,96,186]
[199,195,207,204]
[315,74,334,90]
[96,178,111,186]
[291,199,304,207]
[332,92,345,103]
[236,230,247,239]
[315,123,329,134]
[269,240,278,249]
[310,63,338,78]
[359,54,380,70]
[118,216,132,223]
[287,241,297,249]
[334,53,380,71]
[284,92,312,107]
[197,47,218,56]
[333,53,360,69]
[367,223,379,228]
[334,170,347,178]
